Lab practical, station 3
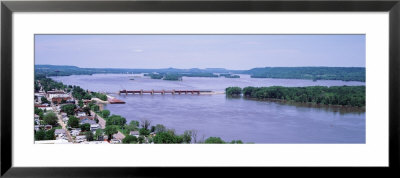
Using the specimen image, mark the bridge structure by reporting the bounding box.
[119,89,204,95]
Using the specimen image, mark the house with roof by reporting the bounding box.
[46,90,66,99]
[34,92,46,103]
[76,111,86,117]
[55,129,66,136]
[90,124,100,132]
[55,129,67,139]
[78,116,94,121]
[110,139,121,144]
[65,99,75,104]
[129,131,140,138]
[52,95,71,104]
[35,104,53,112]
[149,132,156,137]
[80,118,97,125]
[75,135,86,143]
[71,129,81,137]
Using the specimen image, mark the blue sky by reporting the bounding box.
[35,34,365,70]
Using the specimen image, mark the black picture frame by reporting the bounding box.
[1,0,399,177]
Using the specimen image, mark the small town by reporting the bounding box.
[34,76,159,144]
[34,74,240,144]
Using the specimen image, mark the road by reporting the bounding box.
[53,105,73,142]
[91,111,126,141]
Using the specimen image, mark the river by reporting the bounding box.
[51,74,366,143]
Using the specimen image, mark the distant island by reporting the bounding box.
[35,65,365,82]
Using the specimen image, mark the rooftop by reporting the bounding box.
[55,129,66,134]
[80,119,96,125]
[78,116,94,120]
[130,131,139,135]
[47,91,65,94]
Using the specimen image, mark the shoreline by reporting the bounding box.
[243,97,366,113]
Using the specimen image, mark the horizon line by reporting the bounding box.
[34,64,366,70]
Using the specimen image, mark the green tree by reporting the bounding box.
[225,87,242,96]
[43,112,58,126]
[34,107,44,119]
[85,131,94,141]
[147,137,153,144]
[101,110,110,118]
[35,130,46,140]
[122,135,138,144]
[91,105,99,112]
[152,131,182,144]
[97,93,108,101]
[72,86,92,100]
[139,128,150,136]
[138,136,145,144]
[78,100,84,108]
[140,119,151,130]
[68,116,80,128]
[34,82,40,92]
[130,120,139,127]
[83,106,91,116]
[61,104,76,116]
[95,116,99,124]
[182,130,192,143]
[41,97,50,104]
[230,140,243,144]
[104,125,118,141]
[45,129,55,140]
[154,124,167,133]
[125,120,139,132]
[94,129,104,141]
[205,137,225,144]
[106,115,127,128]
[80,123,91,132]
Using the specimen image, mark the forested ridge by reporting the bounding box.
[245,67,365,82]
[35,65,365,82]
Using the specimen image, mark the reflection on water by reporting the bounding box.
[51,74,366,143]
[236,97,365,115]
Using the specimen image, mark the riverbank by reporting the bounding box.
[243,97,366,113]
[91,97,109,104]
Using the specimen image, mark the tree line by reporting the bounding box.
[226,86,365,107]
[245,67,365,82]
